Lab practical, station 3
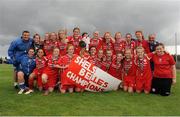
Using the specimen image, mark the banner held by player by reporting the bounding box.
[62,56,122,92]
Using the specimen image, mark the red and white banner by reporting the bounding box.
[62,56,121,92]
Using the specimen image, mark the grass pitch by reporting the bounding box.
[0,64,180,116]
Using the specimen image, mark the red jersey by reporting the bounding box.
[60,54,78,70]
[88,55,97,65]
[80,51,90,61]
[100,41,115,54]
[135,39,150,54]
[67,35,82,42]
[135,55,152,92]
[31,56,48,88]
[35,56,48,73]
[101,56,113,72]
[152,53,175,78]
[108,59,123,80]
[67,36,82,54]
[95,57,103,69]
[56,41,67,56]
[123,40,136,51]
[43,40,58,56]
[43,55,60,75]
[76,47,90,60]
[89,38,102,49]
[60,54,78,86]
[122,58,136,87]
[135,55,152,79]
[123,58,136,77]
[114,40,124,53]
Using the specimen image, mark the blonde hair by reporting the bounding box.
[124,48,132,53]
[114,32,121,39]
[136,46,144,51]
[58,29,66,40]
[103,32,111,38]
[66,44,74,51]
[135,30,145,39]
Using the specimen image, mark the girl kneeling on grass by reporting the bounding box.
[101,49,114,72]
[41,48,66,95]
[123,49,136,93]
[135,46,152,94]
[25,49,47,94]
[151,43,176,96]
[108,51,124,89]
[88,46,97,65]
[17,48,36,94]
[59,44,81,93]
[95,49,104,69]
[108,51,124,80]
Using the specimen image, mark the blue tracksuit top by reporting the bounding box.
[18,55,36,76]
[8,37,33,64]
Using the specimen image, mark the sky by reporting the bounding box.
[0,0,180,57]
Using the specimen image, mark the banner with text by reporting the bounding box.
[62,56,121,92]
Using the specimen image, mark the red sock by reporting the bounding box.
[28,78,34,90]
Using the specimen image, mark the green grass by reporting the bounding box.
[0,64,180,116]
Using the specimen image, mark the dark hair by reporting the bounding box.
[135,30,143,34]
[135,30,144,39]
[36,48,44,56]
[82,32,88,37]
[79,41,86,48]
[37,48,44,52]
[33,33,41,39]
[22,30,30,35]
[126,33,132,37]
[155,43,165,49]
[28,48,35,52]
[89,46,96,51]
[73,27,80,32]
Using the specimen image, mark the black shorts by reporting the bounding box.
[150,61,154,71]
[151,77,172,96]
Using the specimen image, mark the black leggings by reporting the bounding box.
[151,77,172,96]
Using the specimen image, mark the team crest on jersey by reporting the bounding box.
[73,41,79,46]
[159,58,162,62]
[37,59,45,68]
[124,60,132,75]
[143,59,147,63]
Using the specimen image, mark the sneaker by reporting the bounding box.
[24,89,34,95]
[18,89,25,94]
[43,90,49,96]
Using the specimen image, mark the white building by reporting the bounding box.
[165,45,180,55]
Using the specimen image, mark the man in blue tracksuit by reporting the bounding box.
[8,31,33,88]
[17,48,36,94]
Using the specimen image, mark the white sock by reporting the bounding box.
[14,82,18,86]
